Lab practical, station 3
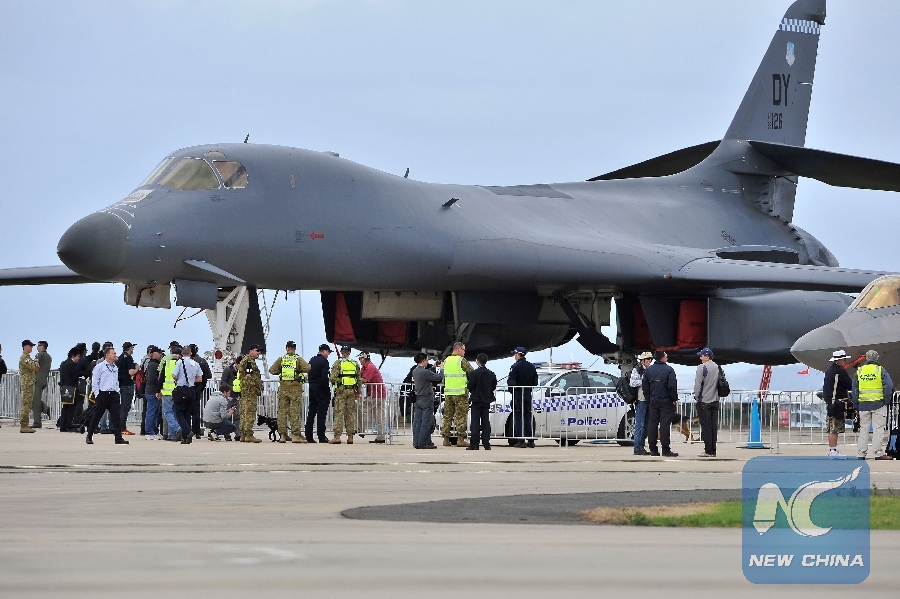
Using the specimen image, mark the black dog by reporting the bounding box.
[257,414,280,442]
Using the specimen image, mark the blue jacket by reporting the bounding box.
[507,359,538,401]
[641,361,678,403]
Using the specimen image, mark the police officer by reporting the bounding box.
[329,346,360,444]
[508,346,538,448]
[305,344,332,443]
[237,345,264,443]
[852,349,894,460]
[18,340,38,433]
[441,341,473,447]
[269,341,311,444]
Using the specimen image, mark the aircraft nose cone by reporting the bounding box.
[57,212,131,281]
[791,325,847,372]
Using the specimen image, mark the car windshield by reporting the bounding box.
[538,373,556,386]
[212,161,249,188]
[158,158,220,190]
[850,276,900,310]
[139,157,174,187]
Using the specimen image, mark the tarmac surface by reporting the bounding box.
[1,420,899,597]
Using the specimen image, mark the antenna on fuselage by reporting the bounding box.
[404,168,409,178]
[243,134,249,143]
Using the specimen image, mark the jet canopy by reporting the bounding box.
[850,276,900,311]
[139,154,248,190]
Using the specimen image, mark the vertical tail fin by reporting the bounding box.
[724,0,826,146]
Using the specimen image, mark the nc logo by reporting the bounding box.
[753,466,861,537]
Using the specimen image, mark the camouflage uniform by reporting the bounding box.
[329,358,360,438]
[19,352,37,428]
[441,356,473,442]
[269,353,311,442]
[237,355,262,440]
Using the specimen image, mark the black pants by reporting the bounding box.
[59,403,76,431]
[87,391,123,441]
[512,395,533,440]
[191,384,204,436]
[648,401,676,453]
[306,388,330,441]
[173,399,192,440]
[698,401,719,455]
[469,402,491,448]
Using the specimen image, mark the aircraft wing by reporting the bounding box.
[0,265,99,286]
[675,258,890,293]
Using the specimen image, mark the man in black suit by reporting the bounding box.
[305,344,332,443]
[466,353,496,450]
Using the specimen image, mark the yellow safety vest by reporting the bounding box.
[443,355,467,395]
[232,366,241,393]
[162,356,176,396]
[280,354,302,382]
[857,364,884,403]
[339,359,357,387]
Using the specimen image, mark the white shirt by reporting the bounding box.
[172,357,201,387]
[92,360,120,393]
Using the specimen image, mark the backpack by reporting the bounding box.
[134,368,146,395]
[717,366,730,397]
[616,373,638,405]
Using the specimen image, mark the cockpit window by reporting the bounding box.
[139,157,174,187]
[158,158,220,190]
[850,277,900,310]
[212,161,249,188]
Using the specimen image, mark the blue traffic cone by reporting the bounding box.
[742,397,768,449]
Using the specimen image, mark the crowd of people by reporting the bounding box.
[7,337,894,458]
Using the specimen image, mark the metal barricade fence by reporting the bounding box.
[3,371,899,449]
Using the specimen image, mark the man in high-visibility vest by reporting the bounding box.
[329,346,360,444]
[851,349,894,460]
[269,340,311,444]
[441,341,473,447]
[157,341,182,441]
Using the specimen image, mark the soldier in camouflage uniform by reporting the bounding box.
[328,346,360,444]
[441,341,474,447]
[269,340,311,444]
[19,340,38,433]
[237,345,263,443]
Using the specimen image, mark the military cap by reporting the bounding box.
[22,339,34,347]
[247,344,261,352]
[340,345,352,354]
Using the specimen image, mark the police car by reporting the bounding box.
[436,362,634,446]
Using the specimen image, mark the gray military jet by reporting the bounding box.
[1,0,899,370]
[793,275,900,375]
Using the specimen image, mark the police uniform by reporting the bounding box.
[441,354,473,446]
[18,342,38,432]
[237,352,263,442]
[329,349,360,443]
[269,344,311,443]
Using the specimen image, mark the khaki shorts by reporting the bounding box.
[826,416,845,435]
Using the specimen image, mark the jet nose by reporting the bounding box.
[791,324,847,372]
[57,212,131,281]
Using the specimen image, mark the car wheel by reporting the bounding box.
[555,439,580,446]
[616,409,636,446]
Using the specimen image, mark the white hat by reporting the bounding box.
[829,350,849,362]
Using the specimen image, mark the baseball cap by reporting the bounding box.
[22,339,34,347]
[829,349,849,361]
[149,346,163,355]
[285,340,297,348]
[696,347,713,357]
[122,341,135,350]
[637,351,653,360]
[511,346,527,355]
[340,345,352,353]
[358,352,370,360]
[169,340,180,348]
[318,344,332,352]
[171,346,183,355]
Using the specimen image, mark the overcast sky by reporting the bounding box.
[1,0,898,388]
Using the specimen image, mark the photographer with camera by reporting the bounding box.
[823,349,854,458]
[851,350,894,460]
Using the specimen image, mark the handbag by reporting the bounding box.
[60,385,76,405]
[172,359,193,403]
